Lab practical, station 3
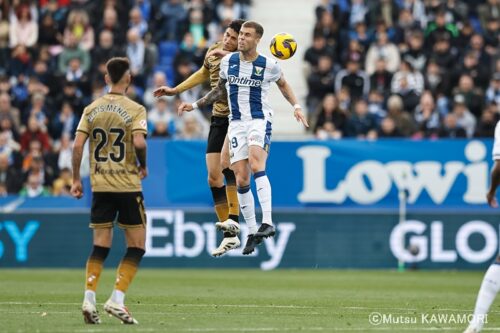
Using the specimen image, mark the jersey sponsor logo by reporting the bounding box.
[228,75,263,87]
[139,119,147,129]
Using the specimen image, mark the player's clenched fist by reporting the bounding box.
[71,180,84,199]
[153,86,178,97]
[177,102,194,116]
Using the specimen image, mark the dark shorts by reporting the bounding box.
[90,192,146,229]
[206,116,229,154]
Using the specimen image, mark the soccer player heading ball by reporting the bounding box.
[154,20,245,257]
[178,21,309,255]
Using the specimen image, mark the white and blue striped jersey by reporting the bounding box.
[219,52,282,122]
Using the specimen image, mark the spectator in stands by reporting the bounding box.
[157,0,187,41]
[402,32,426,73]
[475,104,498,137]
[455,52,490,91]
[144,71,167,109]
[9,45,32,77]
[178,113,205,139]
[148,97,176,138]
[50,102,77,140]
[313,9,339,48]
[430,37,457,72]
[306,55,335,115]
[23,154,54,187]
[26,92,49,130]
[0,130,20,166]
[452,94,476,138]
[58,33,90,75]
[96,7,125,45]
[216,0,245,23]
[478,0,500,31]
[349,0,368,28]
[453,74,484,119]
[424,60,450,96]
[91,30,124,73]
[313,93,346,138]
[349,21,372,49]
[52,167,72,196]
[129,6,148,38]
[335,59,370,100]
[378,117,402,137]
[20,117,51,153]
[386,94,415,137]
[414,91,440,138]
[468,34,491,71]
[126,28,154,89]
[19,172,50,198]
[484,18,500,56]
[367,90,386,122]
[38,12,61,48]
[370,58,393,97]
[368,0,399,28]
[0,153,21,194]
[340,39,365,68]
[0,93,21,132]
[345,99,378,139]
[486,72,500,106]
[304,34,335,70]
[9,4,38,48]
[391,61,423,111]
[425,10,458,49]
[365,31,400,75]
[438,113,467,138]
[63,9,94,51]
[56,132,72,172]
[55,80,84,116]
[175,31,206,70]
[401,0,426,28]
[0,6,9,68]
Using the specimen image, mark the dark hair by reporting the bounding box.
[228,19,245,34]
[106,57,130,84]
[242,21,264,38]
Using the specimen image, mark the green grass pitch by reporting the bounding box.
[0,269,498,332]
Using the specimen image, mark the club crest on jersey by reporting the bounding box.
[254,66,263,76]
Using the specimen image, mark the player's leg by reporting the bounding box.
[248,120,275,241]
[206,152,229,222]
[221,135,239,223]
[214,136,240,238]
[104,193,146,324]
[464,258,500,333]
[82,192,116,324]
[208,118,240,257]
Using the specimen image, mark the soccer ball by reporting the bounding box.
[270,33,297,60]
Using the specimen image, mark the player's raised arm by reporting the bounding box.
[178,78,228,115]
[71,131,88,199]
[153,65,210,97]
[276,74,309,128]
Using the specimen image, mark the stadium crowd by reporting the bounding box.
[306,0,500,140]
[0,0,250,196]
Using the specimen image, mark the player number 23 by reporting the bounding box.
[92,128,125,163]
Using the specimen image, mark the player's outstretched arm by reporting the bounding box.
[276,74,309,128]
[487,160,500,207]
[177,78,228,116]
[133,133,148,179]
[71,132,88,199]
[154,66,210,97]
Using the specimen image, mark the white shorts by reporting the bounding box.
[228,119,272,164]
